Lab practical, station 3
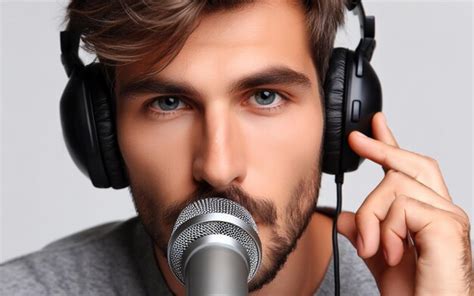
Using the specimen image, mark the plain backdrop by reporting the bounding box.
[1,0,473,263]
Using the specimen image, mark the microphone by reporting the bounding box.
[167,197,262,296]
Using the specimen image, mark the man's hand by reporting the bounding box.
[337,112,473,295]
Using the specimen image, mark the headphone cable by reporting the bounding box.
[333,173,344,296]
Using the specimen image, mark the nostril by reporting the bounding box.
[194,163,240,190]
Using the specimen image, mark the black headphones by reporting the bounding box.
[59,0,382,190]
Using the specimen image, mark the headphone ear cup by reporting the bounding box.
[322,47,383,175]
[323,48,349,175]
[60,65,109,187]
[60,63,128,189]
[85,64,129,189]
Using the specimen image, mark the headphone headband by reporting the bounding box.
[347,0,377,75]
[346,0,375,39]
[60,30,83,77]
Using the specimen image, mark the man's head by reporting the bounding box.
[66,0,345,291]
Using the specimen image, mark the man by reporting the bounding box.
[1,0,472,295]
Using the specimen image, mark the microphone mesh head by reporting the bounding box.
[168,198,261,284]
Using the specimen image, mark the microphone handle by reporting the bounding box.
[185,244,249,296]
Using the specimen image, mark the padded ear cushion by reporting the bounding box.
[60,67,108,186]
[322,48,349,175]
[84,64,129,189]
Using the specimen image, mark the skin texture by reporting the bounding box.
[113,0,473,295]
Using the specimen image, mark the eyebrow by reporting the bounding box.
[117,66,312,99]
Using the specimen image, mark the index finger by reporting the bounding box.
[371,112,399,174]
[372,112,399,149]
[348,131,451,200]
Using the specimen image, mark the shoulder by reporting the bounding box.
[315,233,379,295]
[0,217,146,296]
[314,208,379,295]
[337,234,379,293]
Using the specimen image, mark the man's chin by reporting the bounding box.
[247,231,301,292]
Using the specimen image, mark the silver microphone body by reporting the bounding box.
[167,198,262,296]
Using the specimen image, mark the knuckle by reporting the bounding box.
[386,169,402,182]
[437,216,470,239]
[423,155,439,170]
[455,212,471,234]
[393,194,409,207]
[454,205,470,222]
[355,209,369,225]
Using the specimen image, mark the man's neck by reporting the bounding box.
[155,212,334,295]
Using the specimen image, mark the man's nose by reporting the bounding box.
[192,107,246,190]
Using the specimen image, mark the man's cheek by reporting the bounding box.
[242,116,320,195]
[119,127,196,201]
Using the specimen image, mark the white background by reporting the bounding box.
[1,0,473,263]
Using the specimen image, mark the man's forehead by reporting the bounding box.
[116,0,314,88]
[183,0,307,46]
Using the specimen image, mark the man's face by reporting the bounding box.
[115,0,324,291]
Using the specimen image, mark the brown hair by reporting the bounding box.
[66,0,345,86]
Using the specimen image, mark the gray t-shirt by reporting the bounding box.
[0,217,378,295]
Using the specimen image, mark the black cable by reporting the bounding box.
[333,173,344,296]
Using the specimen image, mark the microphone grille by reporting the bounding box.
[168,198,261,284]
[172,197,257,233]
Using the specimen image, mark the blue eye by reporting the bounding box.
[151,97,184,111]
[249,90,285,109]
[254,90,277,105]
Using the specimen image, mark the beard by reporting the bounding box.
[128,155,323,292]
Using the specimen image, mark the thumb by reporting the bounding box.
[336,211,387,280]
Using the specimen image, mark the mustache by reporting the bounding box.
[162,183,277,228]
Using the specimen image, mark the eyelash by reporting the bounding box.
[145,89,289,119]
